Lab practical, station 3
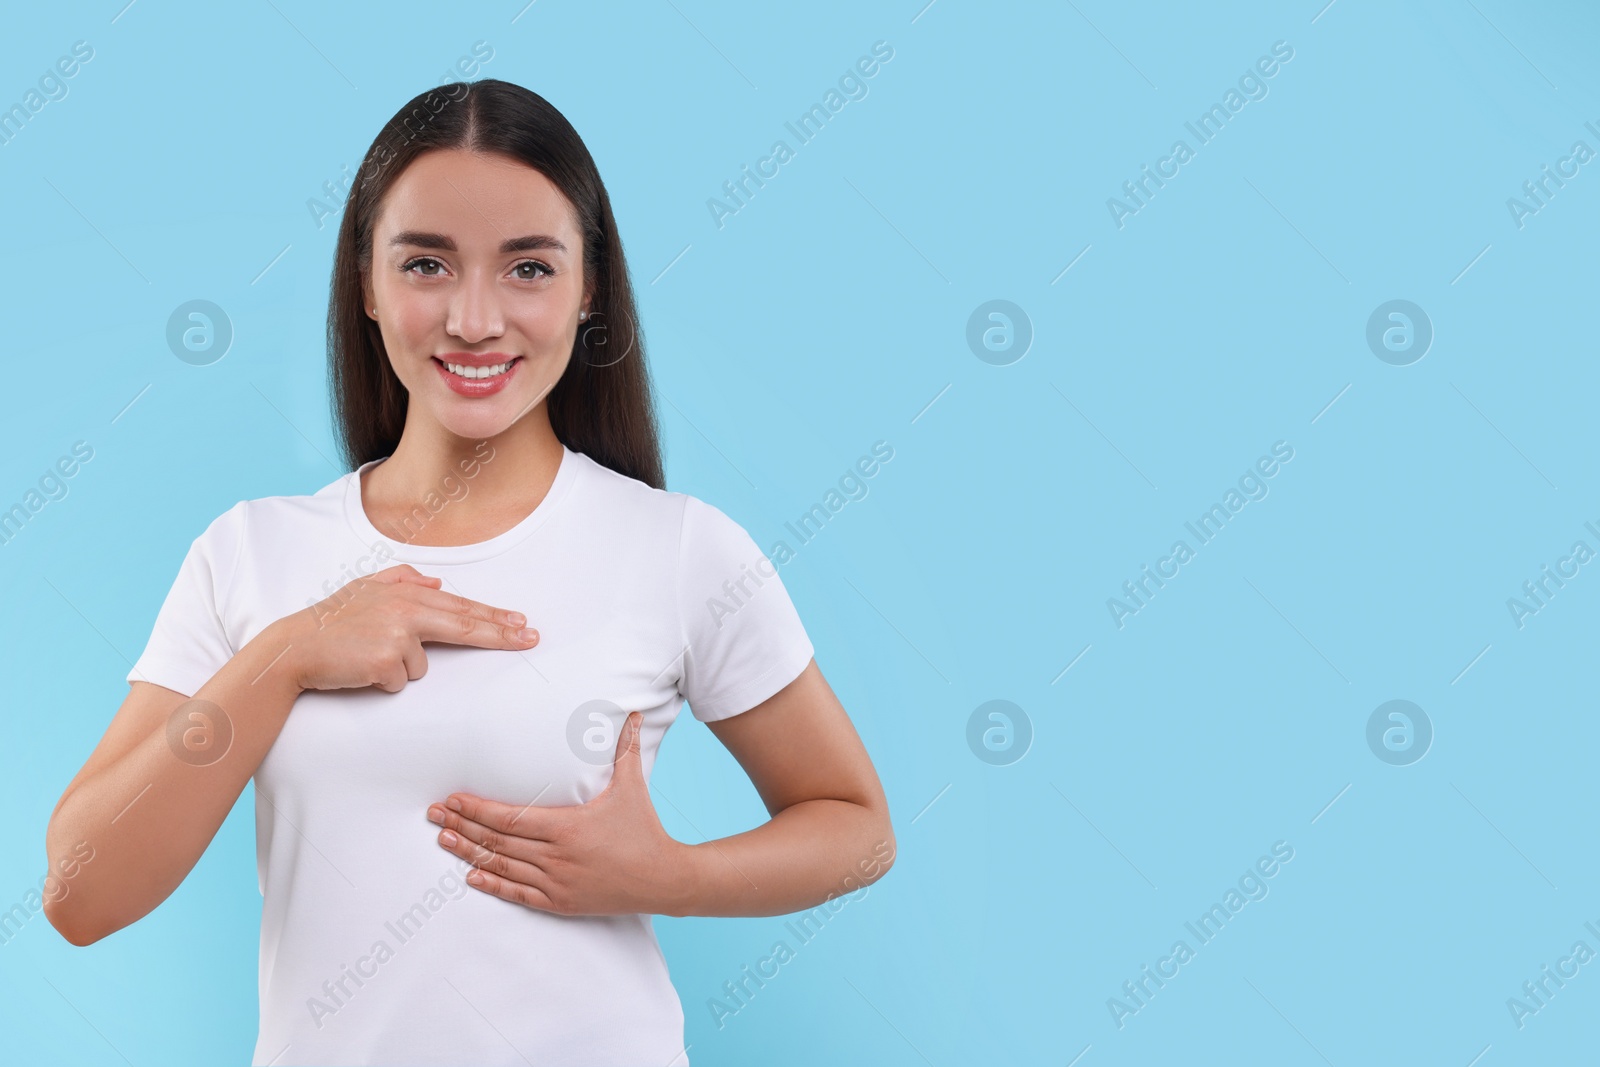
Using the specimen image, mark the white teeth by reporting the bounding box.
[444,360,513,379]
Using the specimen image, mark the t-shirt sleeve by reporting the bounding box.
[125,500,248,698]
[676,494,814,722]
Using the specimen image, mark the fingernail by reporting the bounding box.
[446,797,462,812]
[518,628,538,642]
[426,807,443,824]
[506,612,526,627]
[440,830,458,847]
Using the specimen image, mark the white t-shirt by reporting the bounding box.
[125,443,815,1066]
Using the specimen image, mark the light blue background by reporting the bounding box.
[3,1,1598,1064]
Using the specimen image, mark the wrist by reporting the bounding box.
[248,613,311,695]
[662,840,709,918]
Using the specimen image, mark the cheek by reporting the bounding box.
[522,302,574,345]
[385,304,443,359]
[513,328,575,376]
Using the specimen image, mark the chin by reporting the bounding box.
[437,392,542,437]
[435,409,519,440]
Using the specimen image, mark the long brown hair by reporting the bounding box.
[327,78,663,490]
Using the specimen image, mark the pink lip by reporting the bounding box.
[432,356,522,397]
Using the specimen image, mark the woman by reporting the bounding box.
[43,78,895,1066]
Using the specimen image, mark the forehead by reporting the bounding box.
[375,149,580,246]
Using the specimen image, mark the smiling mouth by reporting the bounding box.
[433,356,523,380]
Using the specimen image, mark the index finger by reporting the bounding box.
[407,586,538,650]
[441,793,560,841]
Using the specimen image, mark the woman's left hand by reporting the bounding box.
[426,711,697,916]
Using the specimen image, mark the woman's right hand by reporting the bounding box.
[278,564,538,693]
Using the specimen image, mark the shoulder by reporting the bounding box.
[190,468,352,552]
[566,448,703,527]
[566,449,756,553]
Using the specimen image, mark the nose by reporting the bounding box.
[446,269,505,343]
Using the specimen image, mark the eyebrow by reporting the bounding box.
[388,230,569,255]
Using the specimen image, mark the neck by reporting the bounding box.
[363,409,565,533]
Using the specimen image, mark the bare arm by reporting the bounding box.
[678,658,896,917]
[43,564,537,946]
[420,657,895,918]
[43,619,304,946]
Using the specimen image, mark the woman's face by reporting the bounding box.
[363,148,589,442]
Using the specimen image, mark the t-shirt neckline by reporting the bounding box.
[342,444,581,564]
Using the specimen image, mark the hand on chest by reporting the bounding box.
[264,629,682,810]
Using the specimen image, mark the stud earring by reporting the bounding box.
[579,310,588,321]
